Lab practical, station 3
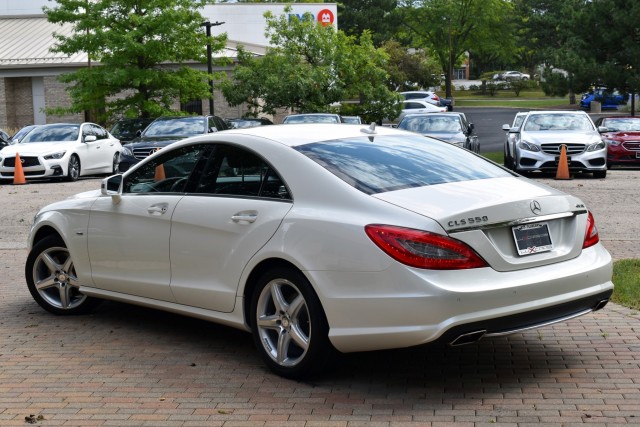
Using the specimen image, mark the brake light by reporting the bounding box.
[583,211,599,249]
[365,224,488,270]
[432,94,440,101]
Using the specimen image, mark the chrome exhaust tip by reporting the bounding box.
[449,330,486,346]
[593,299,609,311]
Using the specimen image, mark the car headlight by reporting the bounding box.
[43,151,66,160]
[603,138,620,147]
[587,141,606,152]
[518,141,540,152]
[121,145,133,156]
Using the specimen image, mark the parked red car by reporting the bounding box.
[595,116,640,168]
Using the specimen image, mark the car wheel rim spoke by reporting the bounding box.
[33,247,85,310]
[257,279,310,367]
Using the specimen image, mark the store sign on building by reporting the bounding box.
[288,8,336,26]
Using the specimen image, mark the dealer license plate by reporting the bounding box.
[512,222,553,256]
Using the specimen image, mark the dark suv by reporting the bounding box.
[109,118,155,144]
[119,115,228,171]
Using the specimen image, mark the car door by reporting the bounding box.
[92,124,120,172]
[169,144,293,313]
[87,144,209,301]
[76,124,104,174]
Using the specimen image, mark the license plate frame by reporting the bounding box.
[512,222,553,256]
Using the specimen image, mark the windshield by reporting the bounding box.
[21,125,79,143]
[295,134,511,195]
[143,117,205,136]
[523,114,594,131]
[284,115,340,124]
[111,119,152,137]
[602,118,640,132]
[513,114,526,128]
[399,115,462,133]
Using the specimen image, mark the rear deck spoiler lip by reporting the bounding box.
[446,209,588,234]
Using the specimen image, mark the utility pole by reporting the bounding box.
[200,20,225,115]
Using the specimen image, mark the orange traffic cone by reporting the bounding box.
[154,163,165,181]
[13,153,27,185]
[555,144,571,180]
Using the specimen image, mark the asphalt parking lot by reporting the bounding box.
[1,172,639,426]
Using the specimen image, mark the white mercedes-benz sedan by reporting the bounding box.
[0,123,121,182]
[25,123,613,378]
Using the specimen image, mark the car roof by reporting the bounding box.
[285,113,339,117]
[400,90,434,94]
[185,123,407,148]
[526,110,589,116]
[402,112,460,119]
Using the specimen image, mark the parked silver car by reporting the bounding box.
[398,112,480,153]
[502,112,528,170]
[510,110,607,178]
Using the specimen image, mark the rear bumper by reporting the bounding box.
[316,244,613,353]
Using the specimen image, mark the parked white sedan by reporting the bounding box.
[25,124,613,379]
[510,110,608,178]
[0,123,121,182]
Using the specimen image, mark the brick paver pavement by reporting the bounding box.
[1,172,639,426]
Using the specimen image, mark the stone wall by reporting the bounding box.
[0,77,37,130]
[0,78,6,129]
[43,76,84,124]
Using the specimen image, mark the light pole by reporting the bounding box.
[200,20,224,115]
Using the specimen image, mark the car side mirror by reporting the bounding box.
[468,123,474,131]
[84,135,97,143]
[502,124,511,131]
[136,130,142,137]
[598,126,609,133]
[101,174,123,203]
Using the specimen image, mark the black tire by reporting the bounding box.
[25,235,99,315]
[66,154,80,182]
[112,152,120,174]
[250,267,333,379]
[503,146,513,169]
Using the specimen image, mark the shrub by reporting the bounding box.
[540,69,569,97]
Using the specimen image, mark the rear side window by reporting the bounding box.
[295,135,511,194]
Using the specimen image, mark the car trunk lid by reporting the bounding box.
[373,177,589,272]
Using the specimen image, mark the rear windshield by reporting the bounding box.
[295,134,512,194]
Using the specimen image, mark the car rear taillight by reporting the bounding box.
[365,224,488,270]
[583,211,600,249]
[432,94,440,101]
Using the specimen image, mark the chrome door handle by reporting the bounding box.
[231,211,258,223]
[147,203,168,215]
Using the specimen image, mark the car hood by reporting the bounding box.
[602,131,640,140]
[126,135,188,149]
[520,130,601,145]
[0,141,74,155]
[373,176,577,233]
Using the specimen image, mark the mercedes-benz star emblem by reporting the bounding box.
[530,200,542,215]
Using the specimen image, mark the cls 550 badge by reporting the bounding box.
[448,216,489,228]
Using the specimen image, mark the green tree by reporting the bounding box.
[45,0,227,124]
[569,0,640,100]
[338,0,402,47]
[400,0,516,98]
[512,0,594,103]
[218,9,402,123]
[380,40,442,90]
